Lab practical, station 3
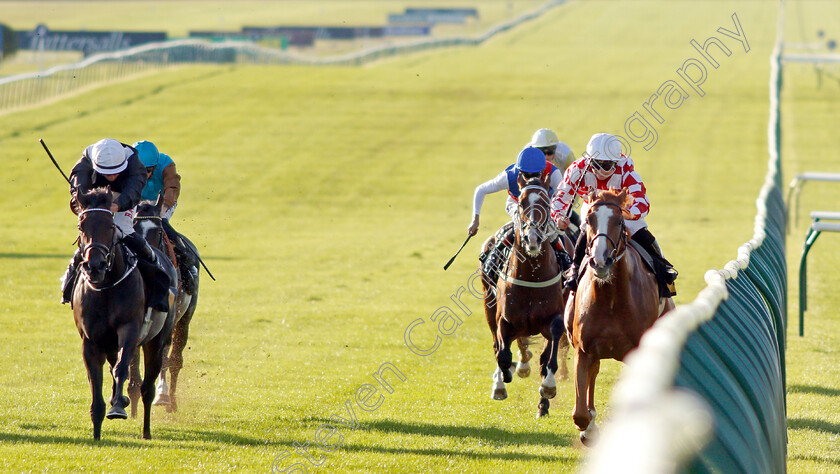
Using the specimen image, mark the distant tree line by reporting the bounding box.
[1,23,20,58]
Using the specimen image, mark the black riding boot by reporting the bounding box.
[481,227,514,285]
[563,231,588,291]
[631,228,678,283]
[549,236,572,273]
[122,232,171,312]
[60,248,83,304]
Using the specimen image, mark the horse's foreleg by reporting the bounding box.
[515,337,532,378]
[128,353,142,419]
[539,316,565,403]
[141,341,166,440]
[153,340,172,407]
[572,349,593,433]
[496,318,515,383]
[580,359,601,446]
[165,313,192,413]
[106,325,139,420]
[82,340,107,440]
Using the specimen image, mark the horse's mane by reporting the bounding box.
[591,188,630,208]
[78,187,113,210]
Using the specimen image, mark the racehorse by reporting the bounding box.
[71,188,176,440]
[565,189,674,445]
[129,194,200,414]
[480,176,570,418]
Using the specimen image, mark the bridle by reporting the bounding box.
[134,214,165,250]
[586,201,627,267]
[516,184,553,245]
[77,207,136,291]
[78,208,117,272]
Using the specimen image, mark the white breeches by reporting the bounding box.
[115,208,136,238]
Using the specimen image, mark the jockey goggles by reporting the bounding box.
[592,159,616,172]
[537,146,556,156]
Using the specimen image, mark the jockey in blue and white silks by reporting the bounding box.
[468,129,573,236]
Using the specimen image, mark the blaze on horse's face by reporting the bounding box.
[518,179,551,257]
[585,189,629,280]
[77,189,116,285]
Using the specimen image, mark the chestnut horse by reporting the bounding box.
[480,177,570,418]
[129,195,200,415]
[71,188,176,440]
[565,189,674,444]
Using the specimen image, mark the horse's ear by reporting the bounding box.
[540,171,550,189]
[516,172,528,190]
[155,192,164,211]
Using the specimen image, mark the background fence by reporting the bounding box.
[585,3,788,473]
[0,0,565,115]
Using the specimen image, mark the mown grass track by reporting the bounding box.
[0,1,837,472]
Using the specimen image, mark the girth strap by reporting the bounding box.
[498,270,563,288]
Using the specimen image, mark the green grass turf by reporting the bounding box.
[781,1,840,471]
[0,0,835,471]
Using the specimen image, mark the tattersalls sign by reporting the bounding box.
[17,25,167,54]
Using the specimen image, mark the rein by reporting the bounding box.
[77,207,130,291]
[500,183,563,288]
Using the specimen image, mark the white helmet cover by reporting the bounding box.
[586,133,623,180]
[88,138,131,174]
[529,128,560,148]
[585,133,623,162]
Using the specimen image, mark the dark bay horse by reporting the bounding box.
[130,194,199,414]
[565,189,674,444]
[71,188,176,440]
[480,177,570,418]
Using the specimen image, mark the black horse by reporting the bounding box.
[129,194,200,414]
[71,188,177,440]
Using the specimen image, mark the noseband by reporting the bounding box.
[586,201,627,266]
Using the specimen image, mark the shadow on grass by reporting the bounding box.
[788,417,840,435]
[788,384,840,397]
[790,454,840,466]
[302,418,573,448]
[2,425,295,449]
[0,253,67,260]
[337,442,571,463]
[155,427,294,447]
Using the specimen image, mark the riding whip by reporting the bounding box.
[39,138,71,185]
[443,233,473,271]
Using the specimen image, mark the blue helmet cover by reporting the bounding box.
[516,147,546,173]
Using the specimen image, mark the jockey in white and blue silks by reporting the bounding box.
[471,146,572,283]
[468,128,574,237]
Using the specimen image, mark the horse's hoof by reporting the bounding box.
[580,425,600,446]
[536,409,549,419]
[516,363,531,378]
[154,393,171,406]
[539,385,556,399]
[491,388,508,400]
[106,406,128,420]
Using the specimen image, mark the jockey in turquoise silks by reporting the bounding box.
[133,140,198,293]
